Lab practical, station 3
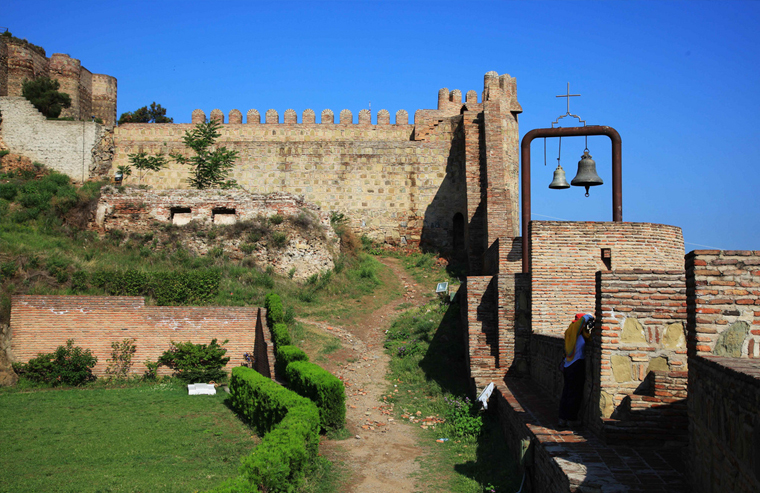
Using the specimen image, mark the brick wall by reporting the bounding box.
[0,97,105,181]
[686,250,760,358]
[593,270,688,443]
[10,296,261,377]
[530,221,684,336]
[688,355,760,493]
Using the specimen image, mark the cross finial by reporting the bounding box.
[556,83,580,115]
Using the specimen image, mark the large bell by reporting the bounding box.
[548,164,570,189]
[571,150,603,196]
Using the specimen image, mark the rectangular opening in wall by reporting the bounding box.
[601,248,612,270]
[170,207,192,226]
[213,207,237,225]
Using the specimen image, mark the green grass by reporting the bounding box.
[0,380,255,493]
[384,301,520,492]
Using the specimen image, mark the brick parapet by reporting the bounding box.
[592,270,688,440]
[685,250,760,357]
[10,295,260,377]
[688,354,760,493]
[530,221,685,336]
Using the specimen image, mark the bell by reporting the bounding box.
[571,150,603,196]
[548,164,570,189]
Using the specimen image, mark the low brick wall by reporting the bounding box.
[688,355,760,493]
[528,333,565,403]
[686,250,760,358]
[530,221,684,336]
[10,295,264,377]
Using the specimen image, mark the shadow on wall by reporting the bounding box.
[418,118,468,263]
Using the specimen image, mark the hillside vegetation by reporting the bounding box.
[0,158,382,325]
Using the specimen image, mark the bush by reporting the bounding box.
[157,339,230,383]
[271,232,288,249]
[285,361,346,431]
[265,292,284,327]
[216,366,320,493]
[444,395,483,438]
[269,214,284,225]
[275,345,309,377]
[14,339,97,386]
[271,323,291,349]
[105,338,137,380]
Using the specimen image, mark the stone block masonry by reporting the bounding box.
[688,355,760,493]
[0,97,105,181]
[10,296,262,377]
[111,72,522,256]
[686,250,760,358]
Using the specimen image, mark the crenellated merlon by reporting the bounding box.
[188,108,415,125]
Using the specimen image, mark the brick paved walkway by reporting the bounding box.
[498,377,689,492]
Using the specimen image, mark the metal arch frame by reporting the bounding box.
[520,125,623,274]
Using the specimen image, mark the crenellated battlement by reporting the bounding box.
[0,37,117,125]
[178,72,520,127]
[186,107,416,126]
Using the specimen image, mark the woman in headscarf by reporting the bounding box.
[558,313,593,428]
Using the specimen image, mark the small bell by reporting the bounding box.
[571,150,603,197]
[548,164,570,189]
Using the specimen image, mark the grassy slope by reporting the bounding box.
[0,381,255,493]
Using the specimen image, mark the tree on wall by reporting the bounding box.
[119,152,168,185]
[170,120,238,189]
[118,102,173,125]
[21,77,71,119]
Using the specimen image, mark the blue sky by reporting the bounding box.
[4,0,760,251]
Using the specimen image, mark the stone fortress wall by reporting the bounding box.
[112,72,523,256]
[0,36,117,126]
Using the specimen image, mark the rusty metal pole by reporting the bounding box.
[521,125,622,273]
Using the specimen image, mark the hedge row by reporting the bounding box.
[285,360,346,431]
[210,366,320,493]
[275,345,308,378]
[264,292,284,327]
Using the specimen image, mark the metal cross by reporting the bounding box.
[556,83,580,115]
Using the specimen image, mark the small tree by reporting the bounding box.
[22,77,71,118]
[105,338,137,380]
[127,152,168,185]
[170,120,239,189]
[118,102,173,125]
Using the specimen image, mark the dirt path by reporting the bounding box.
[297,257,430,492]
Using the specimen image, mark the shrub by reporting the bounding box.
[105,338,137,380]
[269,214,284,225]
[14,339,97,386]
[265,293,284,327]
[271,323,291,349]
[275,345,309,377]
[217,366,319,493]
[157,339,230,383]
[285,360,346,431]
[70,270,88,291]
[444,395,483,438]
[271,232,288,249]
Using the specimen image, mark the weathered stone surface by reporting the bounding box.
[663,322,685,349]
[0,324,18,387]
[621,317,646,343]
[713,321,749,357]
[646,356,669,374]
[611,354,632,382]
[599,390,614,418]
